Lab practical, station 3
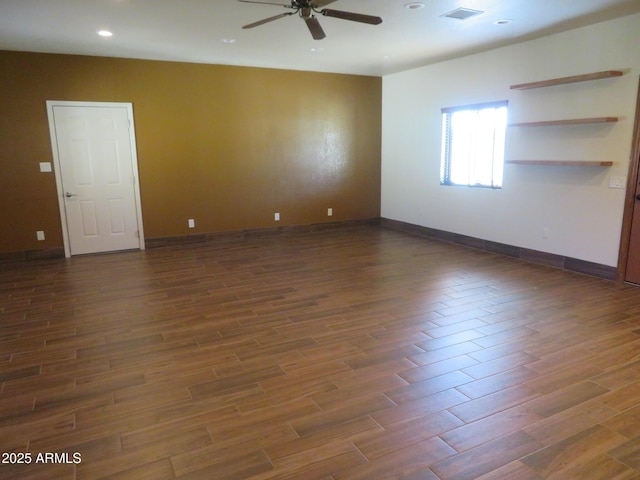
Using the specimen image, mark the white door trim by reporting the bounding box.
[46,100,145,257]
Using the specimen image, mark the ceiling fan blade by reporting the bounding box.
[243,12,294,29]
[305,16,326,40]
[321,9,383,25]
[313,0,339,7]
[237,0,291,6]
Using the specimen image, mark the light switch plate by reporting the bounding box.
[609,176,626,189]
[39,162,52,172]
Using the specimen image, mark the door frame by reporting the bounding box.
[617,77,640,282]
[46,100,145,258]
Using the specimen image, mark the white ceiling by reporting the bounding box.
[1,0,639,76]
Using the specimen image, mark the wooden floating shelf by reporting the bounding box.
[506,160,613,166]
[509,117,619,127]
[510,70,624,90]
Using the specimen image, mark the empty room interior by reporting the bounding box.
[3,0,640,478]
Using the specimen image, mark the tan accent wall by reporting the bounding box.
[0,51,381,253]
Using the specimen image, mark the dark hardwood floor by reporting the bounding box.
[2,224,640,479]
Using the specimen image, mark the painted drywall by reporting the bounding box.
[0,52,381,254]
[382,13,640,267]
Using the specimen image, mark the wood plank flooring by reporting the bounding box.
[2,224,640,479]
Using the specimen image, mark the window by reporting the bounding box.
[440,100,508,188]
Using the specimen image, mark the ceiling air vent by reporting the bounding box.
[441,7,484,20]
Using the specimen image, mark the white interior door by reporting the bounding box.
[47,102,145,256]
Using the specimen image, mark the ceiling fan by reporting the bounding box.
[238,0,383,40]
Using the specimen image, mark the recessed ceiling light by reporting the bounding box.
[310,47,324,53]
[221,38,237,44]
[405,2,425,9]
[97,30,113,37]
[494,19,513,25]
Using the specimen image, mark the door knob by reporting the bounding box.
[65,192,77,198]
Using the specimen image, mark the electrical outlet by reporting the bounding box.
[274,212,280,222]
[542,227,549,239]
[327,208,333,217]
[188,219,195,228]
[36,231,45,241]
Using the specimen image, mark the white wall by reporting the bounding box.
[381,13,640,267]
